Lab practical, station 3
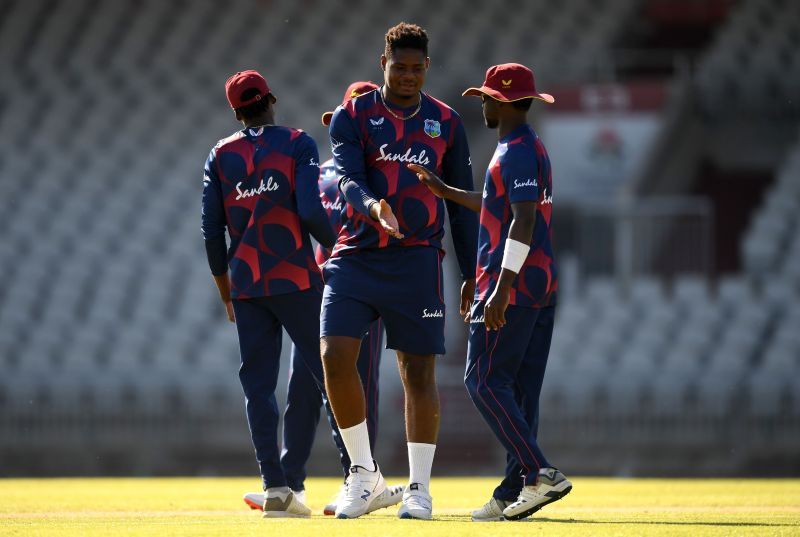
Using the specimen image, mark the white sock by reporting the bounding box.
[339,420,374,470]
[407,442,436,489]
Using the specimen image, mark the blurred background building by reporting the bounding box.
[0,0,798,478]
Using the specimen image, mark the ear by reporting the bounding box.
[380,54,387,71]
[234,110,242,121]
[424,57,430,69]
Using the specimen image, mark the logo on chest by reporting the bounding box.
[424,119,441,138]
[376,144,430,165]
[235,176,280,200]
[322,199,343,211]
[422,308,444,319]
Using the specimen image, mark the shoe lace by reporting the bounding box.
[406,491,431,510]
[342,472,367,505]
[511,487,543,508]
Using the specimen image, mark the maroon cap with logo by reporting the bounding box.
[225,70,274,110]
[321,81,379,126]
[463,63,554,104]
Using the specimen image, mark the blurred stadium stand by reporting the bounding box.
[0,0,798,478]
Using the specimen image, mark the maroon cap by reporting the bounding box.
[463,63,554,104]
[321,81,379,126]
[225,70,274,110]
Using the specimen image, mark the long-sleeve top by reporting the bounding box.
[328,88,478,280]
[201,125,335,298]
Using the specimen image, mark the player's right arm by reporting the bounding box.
[330,107,403,238]
[201,148,235,323]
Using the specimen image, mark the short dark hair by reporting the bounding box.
[235,88,270,120]
[384,22,428,57]
[511,98,533,111]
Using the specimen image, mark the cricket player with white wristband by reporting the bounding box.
[409,63,571,522]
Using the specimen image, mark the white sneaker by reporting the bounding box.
[397,482,433,520]
[324,484,346,515]
[334,462,386,519]
[502,468,572,521]
[471,497,511,522]
[370,484,405,511]
[324,483,403,515]
[243,490,305,511]
[262,489,312,518]
[244,492,264,510]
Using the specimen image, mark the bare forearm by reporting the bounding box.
[212,273,232,302]
[442,186,483,213]
[508,213,535,245]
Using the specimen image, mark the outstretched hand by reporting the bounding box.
[370,199,404,239]
[408,163,448,199]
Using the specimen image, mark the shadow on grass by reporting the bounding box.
[418,515,798,528]
[534,517,799,528]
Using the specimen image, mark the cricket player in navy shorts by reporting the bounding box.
[202,70,347,518]
[243,81,403,515]
[410,63,572,522]
[321,23,479,520]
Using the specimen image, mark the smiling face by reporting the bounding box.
[381,47,429,101]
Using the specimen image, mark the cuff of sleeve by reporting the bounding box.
[366,199,378,219]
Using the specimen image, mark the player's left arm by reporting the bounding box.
[484,143,539,331]
[295,133,337,249]
[201,148,235,323]
[408,163,483,213]
[440,115,480,316]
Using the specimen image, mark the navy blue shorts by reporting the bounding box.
[321,246,445,355]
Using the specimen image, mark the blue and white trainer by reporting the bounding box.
[502,468,572,521]
[471,497,511,521]
[335,462,386,519]
[397,482,433,520]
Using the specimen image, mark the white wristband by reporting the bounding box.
[501,238,530,274]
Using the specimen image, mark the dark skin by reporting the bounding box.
[380,47,429,107]
[367,46,431,240]
[409,94,537,331]
[321,338,440,443]
[321,48,449,446]
[376,46,475,320]
[212,94,278,324]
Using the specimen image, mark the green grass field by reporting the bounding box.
[1,477,798,536]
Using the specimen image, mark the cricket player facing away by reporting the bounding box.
[321,23,479,519]
[243,81,403,515]
[202,70,341,518]
[409,63,572,522]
